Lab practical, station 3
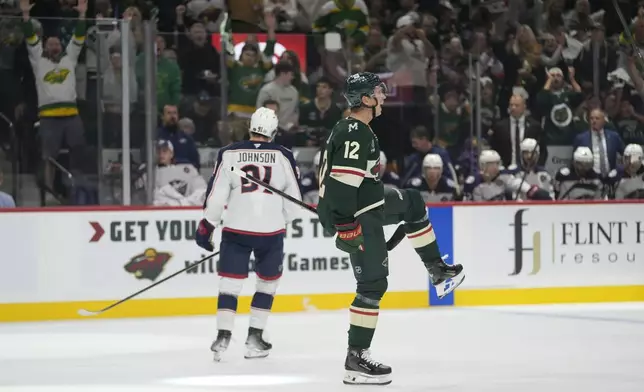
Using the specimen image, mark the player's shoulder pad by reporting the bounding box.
[409,177,423,188]
[608,169,618,178]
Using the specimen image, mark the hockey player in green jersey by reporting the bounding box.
[317,72,465,386]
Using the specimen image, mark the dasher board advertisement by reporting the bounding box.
[453,204,644,290]
[0,209,428,308]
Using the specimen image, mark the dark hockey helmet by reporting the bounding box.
[343,72,387,108]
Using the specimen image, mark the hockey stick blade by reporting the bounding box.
[76,251,220,317]
[231,166,407,250]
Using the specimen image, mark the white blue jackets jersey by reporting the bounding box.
[406,176,456,202]
[299,171,319,205]
[505,165,554,199]
[614,166,644,199]
[464,171,514,201]
[554,166,615,200]
[154,163,207,206]
[203,140,302,235]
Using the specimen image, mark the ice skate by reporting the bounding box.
[210,330,231,362]
[244,327,272,359]
[427,255,465,299]
[343,347,392,385]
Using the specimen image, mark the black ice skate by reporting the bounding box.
[244,327,272,359]
[210,330,231,362]
[426,255,465,299]
[343,347,392,385]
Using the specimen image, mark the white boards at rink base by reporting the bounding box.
[0,201,643,322]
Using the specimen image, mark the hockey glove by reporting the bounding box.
[334,221,364,253]
[195,219,215,252]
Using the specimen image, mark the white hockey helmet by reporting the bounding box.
[573,146,593,163]
[479,149,501,165]
[249,107,279,140]
[520,138,539,154]
[313,150,321,168]
[423,153,443,169]
[624,143,644,163]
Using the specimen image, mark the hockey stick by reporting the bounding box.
[229,166,407,251]
[77,252,220,317]
[513,132,542,201]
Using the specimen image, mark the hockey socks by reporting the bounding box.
[249,277,279,330]
[348,296,379,349]
[404,217,441,264]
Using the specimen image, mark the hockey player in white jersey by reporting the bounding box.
[195,107,302,361]
[615,144,644,199]
[153,140,207,206]
[505,138,554,200]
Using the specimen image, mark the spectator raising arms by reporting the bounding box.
[21,0,87,193]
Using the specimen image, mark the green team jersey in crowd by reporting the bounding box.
[435,103,468,148]
[318,117,384,227]
[536,89,584,145]
[227,40,276,115]
[313,0,369,47]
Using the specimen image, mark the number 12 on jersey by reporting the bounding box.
[240,164,272,194]
[344,141,359,159]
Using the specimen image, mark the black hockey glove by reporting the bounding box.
[195,219,215,252]
[334,221,364,253]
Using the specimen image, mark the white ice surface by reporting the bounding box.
[1,303,643,392]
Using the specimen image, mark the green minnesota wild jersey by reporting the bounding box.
[536,89,583,145]
[227,40,276,114]
[317,117,384,227]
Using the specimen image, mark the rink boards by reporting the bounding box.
[1,201,643,322]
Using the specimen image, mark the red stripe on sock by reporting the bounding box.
[350,308,379,316]
[407,225,433,239]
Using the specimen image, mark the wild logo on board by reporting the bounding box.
[124,248,173,281]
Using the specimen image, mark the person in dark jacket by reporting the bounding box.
[157,104,200,170]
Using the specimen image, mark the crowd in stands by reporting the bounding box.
[0,0,643,207]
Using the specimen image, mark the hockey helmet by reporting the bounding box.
[249,107,279,140]
[423,153,443,180]
[479,149,501,177]
[623,143,643,171]
[520,138,539,167]
[573,146,593,172]
[343,72,387,109]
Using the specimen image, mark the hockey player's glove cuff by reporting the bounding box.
[196,219,215,252]
[334,221,364,254]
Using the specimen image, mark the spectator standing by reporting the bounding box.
[264,51,310,104]
[536,67,583,147]
[176,5,221,100]
[573,108,625,175]
[153,140,207,206]
[136,36,182,113]
[185,0,226,34]
[21,0,88,192]
[181,90,221,146]
[488,94,544,167]
[256,61,299,132]
[615,95,644,145]
[299,77,342,146]
[158,104,200,170]
[102,49,138,147]
[313,0,369,57]
[225,13,276,132]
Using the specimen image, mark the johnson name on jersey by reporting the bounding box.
[406,176,456,202]
[203,140,302,234]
